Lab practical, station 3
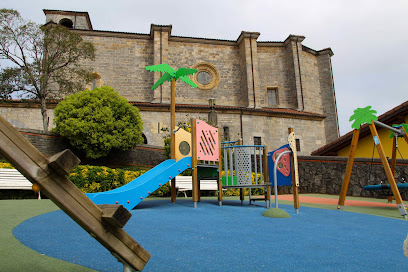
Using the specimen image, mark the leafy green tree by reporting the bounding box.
[349,106,378,129]
[0,9,95,130]
[53,86,144,159]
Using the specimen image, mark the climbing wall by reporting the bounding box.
[234,147,252,185]
[195,119,219,162]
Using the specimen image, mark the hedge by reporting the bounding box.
[0,163,266,199]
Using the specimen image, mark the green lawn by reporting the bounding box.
[0,199,96,272]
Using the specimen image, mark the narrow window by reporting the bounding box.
[267,87,279,106]
[295,139,301,152]
[254,136,262,146]
[92,79,97,90]
[223,126,230,141]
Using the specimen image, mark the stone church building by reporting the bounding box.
[1,9,340,155]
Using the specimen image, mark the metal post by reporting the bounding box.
[273,150,292,208]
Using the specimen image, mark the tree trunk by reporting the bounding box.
[40,98,49,131]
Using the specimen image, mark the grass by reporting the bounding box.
[0,199,96,272]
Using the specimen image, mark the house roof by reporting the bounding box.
[311,100,408,156]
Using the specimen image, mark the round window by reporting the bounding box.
[179,141,191,156]
[197,71,212,85]
[192,63,220,90]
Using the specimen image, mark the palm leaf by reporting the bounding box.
[151,73,172,90]
[145,64,175,76]
[179,75,197,88]
[175,68,197,80]
[349,106,378,129]
[389,123,408,138]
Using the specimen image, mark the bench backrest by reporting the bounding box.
[0,168,32,190]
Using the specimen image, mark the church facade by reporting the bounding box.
[0,9,340,156]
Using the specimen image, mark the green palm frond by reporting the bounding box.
[179,75,197,88]
[145,64,175,76]
[349,106,378,130]
[389,123,408,138]
[151,73,172,90]
[175,68,198,80]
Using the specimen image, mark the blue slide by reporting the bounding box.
[86,156,192,210]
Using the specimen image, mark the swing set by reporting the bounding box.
[337,106,408,218]
[363,125,408,202]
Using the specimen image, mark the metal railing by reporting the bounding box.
[221,144,267,187]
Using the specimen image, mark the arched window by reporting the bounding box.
[89,72,102,90]
[59,18,74,29]
[142,134,148,144]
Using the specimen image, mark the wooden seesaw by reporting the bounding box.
[0,115,150,271]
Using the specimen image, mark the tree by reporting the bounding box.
[349,106,378,130]
[145,63,197,159]
[53,86,144,159]
[0,9,95,131]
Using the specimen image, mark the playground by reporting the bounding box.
[2,195,408,272]
[1,64,408,271]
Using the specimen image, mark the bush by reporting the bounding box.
[53,86,144,159]
[69,165,146,193]
[69,165,170,197]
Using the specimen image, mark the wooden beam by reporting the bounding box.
[97,204,132,229]
[288,127,299,212]
[217,129,223,204]
[0,115,150,271]
[369,121,407,217]
[263,145,270,206]
[192,119,199,207]
[402,126,408,146]
[337,129,360,208]
[170,78,177,204]
[48,149,81,176]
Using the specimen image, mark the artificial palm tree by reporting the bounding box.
[145,63,197,160]
[349,106,377,129]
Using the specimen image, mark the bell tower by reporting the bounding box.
[43,10,93,30]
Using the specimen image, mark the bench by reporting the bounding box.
[0,168,41,199]
[173,176,219,197]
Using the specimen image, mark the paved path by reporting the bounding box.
[274,194,398,207]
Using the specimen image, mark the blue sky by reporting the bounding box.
[2,0,408,136]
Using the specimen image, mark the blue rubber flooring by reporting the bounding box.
[13,199,408,271]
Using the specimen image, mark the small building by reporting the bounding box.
[312,101,408,159]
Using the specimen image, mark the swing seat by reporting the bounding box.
[363,183,408,191]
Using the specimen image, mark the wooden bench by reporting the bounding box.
[0,168,41,199]
[173,176,219,197]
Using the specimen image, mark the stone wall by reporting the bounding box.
[168,41,243,107]
[278,156,408,200]
[80,34,154,102]
[15,129,165,167]
[0,106,56,131]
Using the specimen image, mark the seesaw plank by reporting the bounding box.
[0,115,150,271]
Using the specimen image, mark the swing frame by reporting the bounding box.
[337,120,408,218]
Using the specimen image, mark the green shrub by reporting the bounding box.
[53,86,144,159]
[69,165,146,193]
